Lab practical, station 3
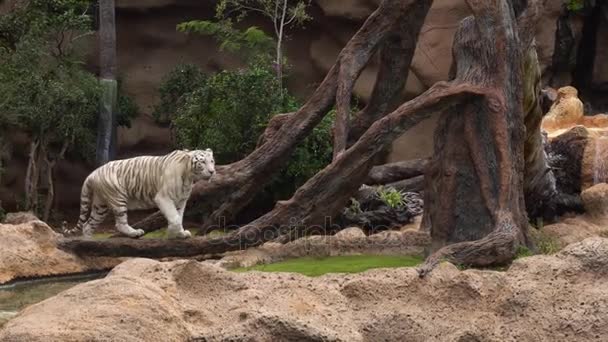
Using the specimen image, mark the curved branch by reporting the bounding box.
[332,0,419,159]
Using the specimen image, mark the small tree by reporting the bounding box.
[177,0,312,95]
[0,0,100,221]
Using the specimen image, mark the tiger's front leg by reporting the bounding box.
[154,194,192,239]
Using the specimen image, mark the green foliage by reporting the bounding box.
[376,186,406,209]
[566,0,584,12]
[152,64,207,125]
[0,0,93,52]
[279,110,334,186]
[0,0,99,158]
[172,63,289,163]
[177,21,274,64]
[515,245,533,259]
[116,78,139,129]
[159,62,333,199]
[213,0,312,27]
[232,254,423,277]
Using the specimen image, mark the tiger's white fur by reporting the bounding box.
[70,149,215,239]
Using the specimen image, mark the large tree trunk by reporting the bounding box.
[132,0,432,236]
[417,0,539,277]
[366,159,428,185]
[96,0,117,165]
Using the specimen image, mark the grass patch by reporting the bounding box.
[92,227,209,240]
[529,228,561,255]
[232,254,423,277]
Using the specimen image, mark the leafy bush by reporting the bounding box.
[152,64,207,125]
[159,62,334,198]
[566,0,584,12]
[172,63,292,163]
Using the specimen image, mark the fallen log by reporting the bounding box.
[366,159,428,185]
[58,236,238,258]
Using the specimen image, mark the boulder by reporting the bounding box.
[2,211,39,225]
[581,183,608,217]
[333,227,366,240]
[3,238,608,341]
[541,86,585,133]
[0,221,123,284]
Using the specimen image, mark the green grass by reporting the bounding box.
[93,228,209,240]
[232,254,424,277]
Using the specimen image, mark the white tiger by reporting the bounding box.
[70,149,215,239]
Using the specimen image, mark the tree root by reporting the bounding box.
[417,211,519,278]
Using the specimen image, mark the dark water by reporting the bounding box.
[0,272,107,328]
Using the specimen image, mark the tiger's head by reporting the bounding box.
[190,148,216,181]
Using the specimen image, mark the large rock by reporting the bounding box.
[0,221,123,284]
[3,237,608,341]
[2,211,39,225]
[541,183,608,248]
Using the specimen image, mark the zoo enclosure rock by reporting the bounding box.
[2,238,608,341]
[0,220,124,284]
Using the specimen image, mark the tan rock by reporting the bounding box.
[581,131,608,189]
[3,238,608,341]
[0,221,124,284]
[541,86,585,132]
[2,211,39,225]
[334,227,366,240]
[581,183,608,217]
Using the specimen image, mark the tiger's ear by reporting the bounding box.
[205,148,213,154]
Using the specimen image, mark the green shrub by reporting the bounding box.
[159,62,334,200]
[152,64,207,125]
[172,63,291,163]
[566,0,584,12]
[377,186,406,209]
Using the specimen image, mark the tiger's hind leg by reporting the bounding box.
[111,205,145,238]
[82,202,109,238]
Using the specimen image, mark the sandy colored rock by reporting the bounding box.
[2,211,39,225]
[581,183,608,217]
[400,214,422,231]
[3,237,608,341]
[581,129,608,189]
[539,184,608,248]
[334,227,366,240]
[0,221,124,284]
[541,86,585,132]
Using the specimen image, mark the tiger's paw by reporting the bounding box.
[167,228,192,239]
[132,229,146,238]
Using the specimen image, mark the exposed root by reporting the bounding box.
[417,211,519,278]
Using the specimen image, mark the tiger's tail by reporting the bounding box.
[67,176,93,235]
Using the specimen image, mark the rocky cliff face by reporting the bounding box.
[1,0,604,214]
